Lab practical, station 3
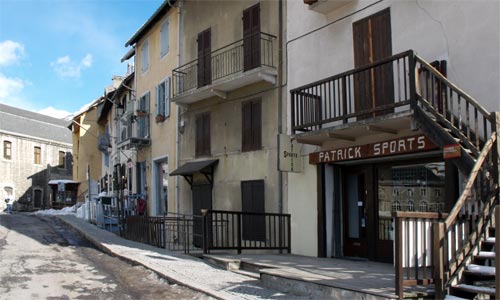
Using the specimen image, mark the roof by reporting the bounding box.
[0,103,72,144]
[125,0,176,47]
[170,159,219,176]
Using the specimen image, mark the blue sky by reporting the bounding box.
[0,0,163,118]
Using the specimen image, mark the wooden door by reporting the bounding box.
[241,180,265,241]
[197,29,211,87]
[34,189,42,208]
[192,183,212,247]
[343,169,369,258]
[243,3,261,71]
[353,8,394,119]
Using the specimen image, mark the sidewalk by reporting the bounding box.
[57,215,307,300]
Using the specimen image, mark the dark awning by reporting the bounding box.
[170,159,219,186]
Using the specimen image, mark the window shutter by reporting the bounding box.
[155,86,159,116]
[204,113,210,155]
[145,93,150,136]
[165,77,171,118]
[195,115,203,156]
[160,20,169,57]
[252,101,262,149]
[242,102,252,151]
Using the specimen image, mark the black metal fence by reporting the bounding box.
[121,210,291,255]
[172,32,276,97]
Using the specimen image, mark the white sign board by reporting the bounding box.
[58,182,65,192]
[278,134,303,173]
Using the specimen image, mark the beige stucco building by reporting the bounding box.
[170,0,286,233]
[124,2,179,216]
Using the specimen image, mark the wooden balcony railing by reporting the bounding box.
[290,50,415,133]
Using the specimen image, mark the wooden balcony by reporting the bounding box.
[172,32,277,105]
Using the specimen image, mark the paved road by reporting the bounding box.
[0,213,212,300]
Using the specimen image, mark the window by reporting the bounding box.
[242,99,262,151]
[241,180,265,241]
[155,77,171,122]
[195,112,210,156]
[160,19,170,57]
[58,151,66,168]
[3,141,12,160]
[141,39,149,73]
[137,92,150,138]
[34,146,41,164]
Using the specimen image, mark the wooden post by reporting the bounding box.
[433,222,445,300]
[394,216,404,300]
[408,51,417,109]
[495,205,499,300]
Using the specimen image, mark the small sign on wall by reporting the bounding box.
[443,144,461,159]
[278,134,303,173]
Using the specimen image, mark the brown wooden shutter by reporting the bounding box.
[252,101,261,149]
[195,114,203,156]
[243,4,260,71]
[197,29,211,88]
[241,180,265,241]
[242,102,252,151]
[203,113,211,155]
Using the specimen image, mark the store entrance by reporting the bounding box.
[340,159,448,263]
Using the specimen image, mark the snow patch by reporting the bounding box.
[34,205,77,216]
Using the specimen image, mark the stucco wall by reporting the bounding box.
[134,7,179,216]
[177,0,282,216]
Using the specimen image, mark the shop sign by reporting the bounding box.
[309,135,437,164]
[278,134,303,173]
[443,144,461,159]
[58,182,65,192]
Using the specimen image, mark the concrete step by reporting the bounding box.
[203,255,240,271]
[231,269,260,280]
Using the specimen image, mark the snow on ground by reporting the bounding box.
[33,206,77,216]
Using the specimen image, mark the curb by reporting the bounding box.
[56,215,233,300]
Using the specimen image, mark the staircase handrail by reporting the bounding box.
[444,134,496,229]
[414,55,491,118]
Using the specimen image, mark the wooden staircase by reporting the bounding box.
[395,52,499,300]
[448,225,496,299]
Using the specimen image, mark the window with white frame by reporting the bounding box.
[155,77,170,122]
[141,39,149,73]
[160,19,170,58]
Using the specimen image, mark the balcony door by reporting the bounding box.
[243,3,260,71]
[353,8,394,119]
[197,28,211,88]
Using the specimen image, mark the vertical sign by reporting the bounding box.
[278,134,303,173]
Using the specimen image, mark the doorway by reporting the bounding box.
[154,159,168,216]
[192,183,212,247]
[34,189,43,209]
[343,168,369,259]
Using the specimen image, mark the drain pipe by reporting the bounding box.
[277,0,284,214]
[168,0,183,215]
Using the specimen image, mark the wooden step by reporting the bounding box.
[464,264,495,277]
[475,251,495,260]
[483,237,495,246]
[451,284,496,296]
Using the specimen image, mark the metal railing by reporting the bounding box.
[201,210,291,254]
[120,210,291,255]
[172,32,276,97]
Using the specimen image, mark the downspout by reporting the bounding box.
[169,0,182,215]
[277,0,284,214]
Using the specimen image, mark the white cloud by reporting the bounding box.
[0,72,25,99]
[0,40,25,66]
[50,53,93,79]
[38,106,73,119]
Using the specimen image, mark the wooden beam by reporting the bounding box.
[367,125,398,135]
[326,133,356,141]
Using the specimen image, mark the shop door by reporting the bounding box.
[344,169,368,258]
[192,183,212,247]
[34,189,42,208]
[353,8,394,119]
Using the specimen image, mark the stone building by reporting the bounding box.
[0,103,73,211]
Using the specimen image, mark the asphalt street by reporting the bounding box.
[0,212,212,300]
